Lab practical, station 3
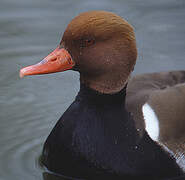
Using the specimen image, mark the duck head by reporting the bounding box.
[20,11,137,93]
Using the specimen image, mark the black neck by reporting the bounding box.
[76,83,127,106]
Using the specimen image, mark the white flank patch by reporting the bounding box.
[142,103,159,141]
[142,103,185,172]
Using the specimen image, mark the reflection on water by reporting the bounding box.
[43,173,65,180]
[0,0,185,179]
[43,172,74,180]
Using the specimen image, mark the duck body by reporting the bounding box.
[19,11,185,179]
[42,84,182,179]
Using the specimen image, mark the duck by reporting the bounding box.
[19,11,185,180]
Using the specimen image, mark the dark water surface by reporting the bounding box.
[0,0,185,179]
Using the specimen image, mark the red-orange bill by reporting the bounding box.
[19,47,75,78]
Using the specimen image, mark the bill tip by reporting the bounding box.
[19,69,25,78]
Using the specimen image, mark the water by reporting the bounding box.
[0,0,185,179]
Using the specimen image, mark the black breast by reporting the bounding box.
[41,84,183,179]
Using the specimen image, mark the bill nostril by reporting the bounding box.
[50,57,58,62]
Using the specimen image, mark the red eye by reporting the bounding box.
[85,39,95,46]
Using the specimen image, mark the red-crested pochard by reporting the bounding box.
[20,11,185,180]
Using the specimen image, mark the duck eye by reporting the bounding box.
[84,39,95,47]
